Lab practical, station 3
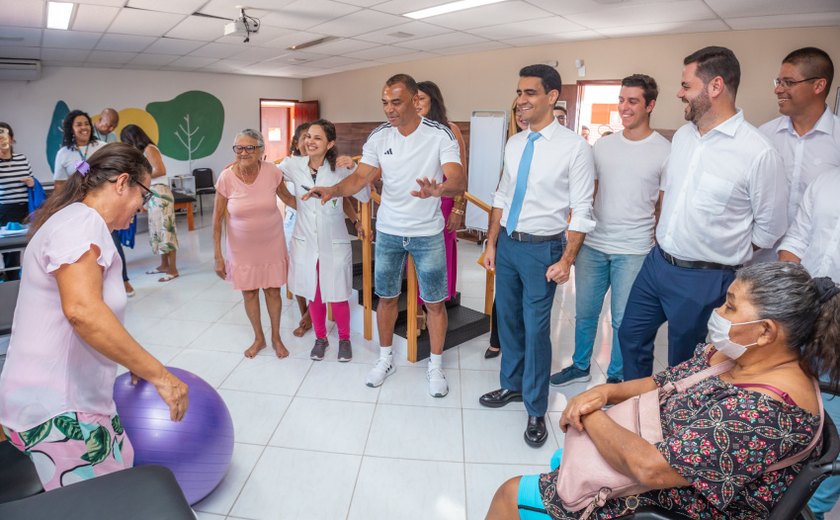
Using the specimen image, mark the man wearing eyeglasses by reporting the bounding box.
[755,48,840,264]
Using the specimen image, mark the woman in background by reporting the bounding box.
[213,129,289,358]
[0,122,35,280]
[120,124,179,282]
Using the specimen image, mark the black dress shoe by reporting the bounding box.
[524,416,548,447]
[484,346,500,359]
[479,388,522,408]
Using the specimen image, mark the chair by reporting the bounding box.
[0,441,42,504]
[171,190,196,231]
[192,168,215,216]
[619,404,840,520]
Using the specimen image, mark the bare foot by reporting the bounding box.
[293,319,312,338]
[244,339,266,358]
[272,338,289,358]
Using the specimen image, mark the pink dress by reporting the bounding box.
[216,161,288,291]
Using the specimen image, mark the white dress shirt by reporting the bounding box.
[760,106,840,224]
[778,168,840,280]
[493,119,595,235]
[657,110,787,265]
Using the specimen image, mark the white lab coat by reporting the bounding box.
[277,156,369,302]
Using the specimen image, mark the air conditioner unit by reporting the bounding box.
[0,58,42,81]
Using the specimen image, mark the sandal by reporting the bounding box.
[145,268,166,274]
[158,274,179,282]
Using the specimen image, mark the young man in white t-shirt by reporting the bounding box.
[306,74,464,397]
[550,74,671,387]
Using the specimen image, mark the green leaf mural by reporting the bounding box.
[46,100,70,173]
[146,91,224,168]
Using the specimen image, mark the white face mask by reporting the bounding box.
[707,310,763,359]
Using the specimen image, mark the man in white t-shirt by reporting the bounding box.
[550,74,670,387]
[754,47,840,264]
[94,108,119,144]
[306,74,464,397]
[618,46,787,379]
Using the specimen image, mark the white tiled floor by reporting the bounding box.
[40,213,674,519]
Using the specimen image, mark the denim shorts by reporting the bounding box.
[375,231,447,303]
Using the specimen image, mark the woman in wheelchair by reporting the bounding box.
[487,262,840,519]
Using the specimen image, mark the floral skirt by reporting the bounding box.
[2,411,134,491]
[148,184,178,254]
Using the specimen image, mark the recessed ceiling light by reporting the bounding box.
[47,2,76,30]
[403,0,506,20]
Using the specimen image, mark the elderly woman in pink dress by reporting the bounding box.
[213,129,290,358]
[0,143,188,491]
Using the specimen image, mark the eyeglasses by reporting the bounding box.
[773,77,820,89]
[232,145,261,154]
[107,178,156,204]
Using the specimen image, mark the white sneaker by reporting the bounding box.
[366,356,395,387]
[427,366,449,397]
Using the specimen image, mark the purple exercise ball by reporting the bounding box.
[113,367,234,505]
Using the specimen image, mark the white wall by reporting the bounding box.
[0,66,302,183]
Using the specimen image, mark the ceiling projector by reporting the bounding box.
[224,9,260,42]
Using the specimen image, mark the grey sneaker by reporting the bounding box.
[337,339,352,362]
[310,338,329,361]
[549,365,591,387]
[366,356,395,387]
[427,365,449,398]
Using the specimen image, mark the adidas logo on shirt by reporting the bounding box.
[384,148,393,155]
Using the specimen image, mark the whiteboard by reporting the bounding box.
[466,110,508,231]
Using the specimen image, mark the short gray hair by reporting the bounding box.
[235,128,265,149]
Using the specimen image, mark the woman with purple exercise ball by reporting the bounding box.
[0,143,188,491]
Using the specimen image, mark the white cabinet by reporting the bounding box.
[169,175,196,195]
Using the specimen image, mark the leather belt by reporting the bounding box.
[502,227,565,243]
[659,247,742,271]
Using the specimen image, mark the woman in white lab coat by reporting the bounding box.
[277,119,369,362]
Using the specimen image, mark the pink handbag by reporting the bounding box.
[556,359,824,519]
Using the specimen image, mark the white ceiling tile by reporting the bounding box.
[705,0,840,18]
[335,0,386,6]
[73,0,128,7]
[0,46,41,58]
[266,50,329,64]
[261,31,331,50]
[468,16,586,40]
[96,33,156,51]
[597,19,729,37]
[344,44,418,60]
[40,47,91,61]
[229,45,289,61]
[198,0,295,20]
[376,50,440,63]
[127,52,179,65]
[0,0,45,28]
[354,21,450,44]
[527,0,686,17]
[565,0,717,28]
[42,29,102,50]
[726,11,840,30]
[398,31,488,51]
[309,9,407,37]
[165,55,219,68]
[435,40,513,55]
[323,59,381,72]
[109,8,187,36]
[259,0,360,30]
[371,0,449,15]
[188,42,245,58]
[297,37,377,55]
[215,24,298,46]
[143,37,206,54]
[199,58,258,72]
[86,50,139,64]
[301,55,366,68]
[165,15,226,40]
[43,60,87,67]
[72,4,120,32]
[127,0,207,15]
[503,30,604,47]
[0,26,42,46]
[422,1,552,31]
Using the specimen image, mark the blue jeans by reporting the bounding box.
[809,390,840,515]
[496,231,566,417]
[572,245,646,380]
[374,230,447,303]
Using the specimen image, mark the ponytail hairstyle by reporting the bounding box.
[120,124,154,152]
[61,110,98,149]
[735,262,840,387]
[290,122,311,156]
[307,119,337,171]
[30,143,151,234]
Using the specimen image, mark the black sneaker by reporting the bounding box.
[310,338,328,361]
[606,376,623,385]
[337,339,352,362]
[549,365,591,387]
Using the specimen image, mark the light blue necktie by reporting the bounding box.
[506,132,541,235]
